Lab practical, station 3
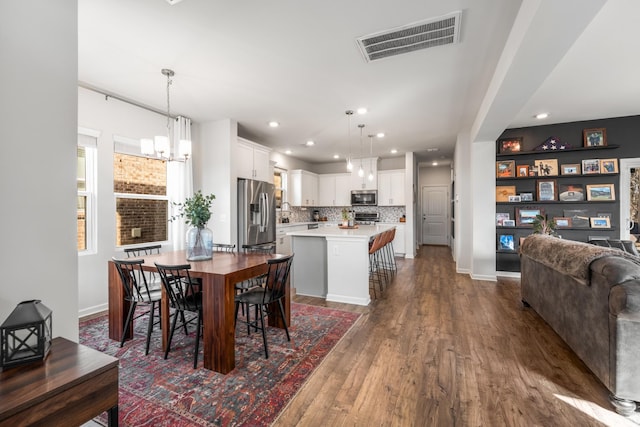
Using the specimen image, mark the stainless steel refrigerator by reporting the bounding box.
[238,178,276,248]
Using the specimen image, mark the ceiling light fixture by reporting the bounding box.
[358,124,365,178]
[377,132,385,138]
[268,121,280,128]
[140,69,191,161]
[333,154,340,159]
[357,107,367,115]
[305,140,315,146]
[535,113,549,120]
[367,134,375,181]
[432,161,438,166]
[390,149,398,154]
[345,110,354,172]
[285,150,292,155]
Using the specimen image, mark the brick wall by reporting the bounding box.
[114,154,168,246]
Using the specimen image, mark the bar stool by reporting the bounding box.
[369,234,386,298]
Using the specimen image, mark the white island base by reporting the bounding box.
[288,224,395,306]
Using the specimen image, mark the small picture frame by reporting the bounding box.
[534,159,558,176]
[503,219,516,227]
[582,159,601,174]
[554,217,572,228]
[583,128,607,147]
[498,234,515,251]
[508,195,521,203]
[529,169,538,177]
[558,183,584,202]
[600,158,618,174]
[496,160,516,178]
[517,165,529,177]
[590,217,611,229]
[520,192,534,202]
[586,184,615,201]
[537,179,557,201]
[516,207,544,227]
[496,212,510,226]
[564,209,589,228]
[561,164,581,175]
[497,137,523,154]
[496,186,517,202]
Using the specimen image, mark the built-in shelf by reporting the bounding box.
[496,144,619,158]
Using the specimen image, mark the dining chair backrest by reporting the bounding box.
[112,258,153,301]
[212,243,236,253]
[261,254,294,304]
[155,263,201,312]
[242,243,276,254]
[124,244,162,258]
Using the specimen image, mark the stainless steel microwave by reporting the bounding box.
[351,190,377,206]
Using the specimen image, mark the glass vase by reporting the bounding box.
[186,226,213,261]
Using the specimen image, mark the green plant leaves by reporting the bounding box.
[169,190,216,228]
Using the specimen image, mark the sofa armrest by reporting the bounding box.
[610,280,640,316]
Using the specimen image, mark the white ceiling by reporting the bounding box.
[78,0,640,165]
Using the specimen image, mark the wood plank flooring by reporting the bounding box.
[276,245,638,426]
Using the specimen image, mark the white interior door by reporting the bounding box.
[421,185,449,245]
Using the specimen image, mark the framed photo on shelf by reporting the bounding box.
[561,164,581,175]
[503,219,516,227]
[498,234,515,251]
[558,183,585,202]
[554,217,572,228]
[582,159,601,174]
[508,195,521,202]
[496,212,510,226]
[496,160,516,178]
[536,179,557,201]
[583,128,607,147]
[516,165,529,177]
[520,192,534,202]
[516,207,543,227]
[534,159,558,176]
[496,186,516,202]
[563,209,590,228]
[497,137,523,154]
[590,217,611,228]
[600,158,618,174]
[586,184,615,201]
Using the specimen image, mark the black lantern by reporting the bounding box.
[1,300,52,370]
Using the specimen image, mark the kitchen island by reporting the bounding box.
[287,224,396,305]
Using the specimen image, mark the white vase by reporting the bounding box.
[186,226,213,261]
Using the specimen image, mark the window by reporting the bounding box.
[78,133,97,252]
[114,152,168,246]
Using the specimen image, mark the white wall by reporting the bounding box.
[404,153,417,258]
[0,1,79,339]
[453,132,472,274]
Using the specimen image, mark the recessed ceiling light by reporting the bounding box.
[535,113,549,120]
[333,154,340,159]
[357,107,367,115]
[268,121,279,128]
[285,150,292,155]
[426,147,439,152]
[305,140,315,146]
[376,132,385,138]
[390,149,397,154]
[432,161,438,166]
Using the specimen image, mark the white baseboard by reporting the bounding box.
[497,271,521,279]
[325,293,371,306]
[79,303,108,319]
[470,273,497,282]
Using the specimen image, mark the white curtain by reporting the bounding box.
[168,116,194,250]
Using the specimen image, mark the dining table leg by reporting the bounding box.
[201,274,235,373]
[108,261,131,342]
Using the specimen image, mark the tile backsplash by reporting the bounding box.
[279,206,406,223]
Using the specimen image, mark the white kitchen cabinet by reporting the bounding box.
[276,224,308,254]
[289,170,318,206]
[318,173,351,206]
[236,138,271,182]
[380,223,405,255]
[350,157,378,190]
[378,169,405,206]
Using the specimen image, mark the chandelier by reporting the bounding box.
[141,69,192,161]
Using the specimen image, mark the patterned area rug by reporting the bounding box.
[79,303,360,426]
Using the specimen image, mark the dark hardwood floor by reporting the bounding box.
[276,245,637,426]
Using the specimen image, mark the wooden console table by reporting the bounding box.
[0,337,119,427]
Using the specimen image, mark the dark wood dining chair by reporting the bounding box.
[155,263,203,368]
[234,254,293,359]
[112,257,162,355]
[124,244,162,288]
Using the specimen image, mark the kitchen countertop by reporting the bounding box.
[286,223,395,239]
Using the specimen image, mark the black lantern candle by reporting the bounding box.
[1,300,52,370]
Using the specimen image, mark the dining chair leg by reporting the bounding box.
[194,311,202,369]
[258,306,269,359]
[277,299,290,341]
[120,302,137,348]
[164,309,179,360]
[145,301,156,355]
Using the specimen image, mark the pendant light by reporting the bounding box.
[357,124,365,178]
[368,134,375,181]
[345,110,354,171]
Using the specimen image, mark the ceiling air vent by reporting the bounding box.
[356,11,462,62]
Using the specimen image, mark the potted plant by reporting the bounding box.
[170,190,216,260]
[532,214,556,236]
[341,208,349,227]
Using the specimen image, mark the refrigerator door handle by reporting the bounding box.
[259,192,267,232]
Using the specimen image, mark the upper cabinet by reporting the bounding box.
[289,169,319,207]
[350,157,378,190]
[318,173,351,207]
[236,137,271,182]
[378,169,405,206]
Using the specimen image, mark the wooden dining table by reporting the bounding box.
[108,250,290,374]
